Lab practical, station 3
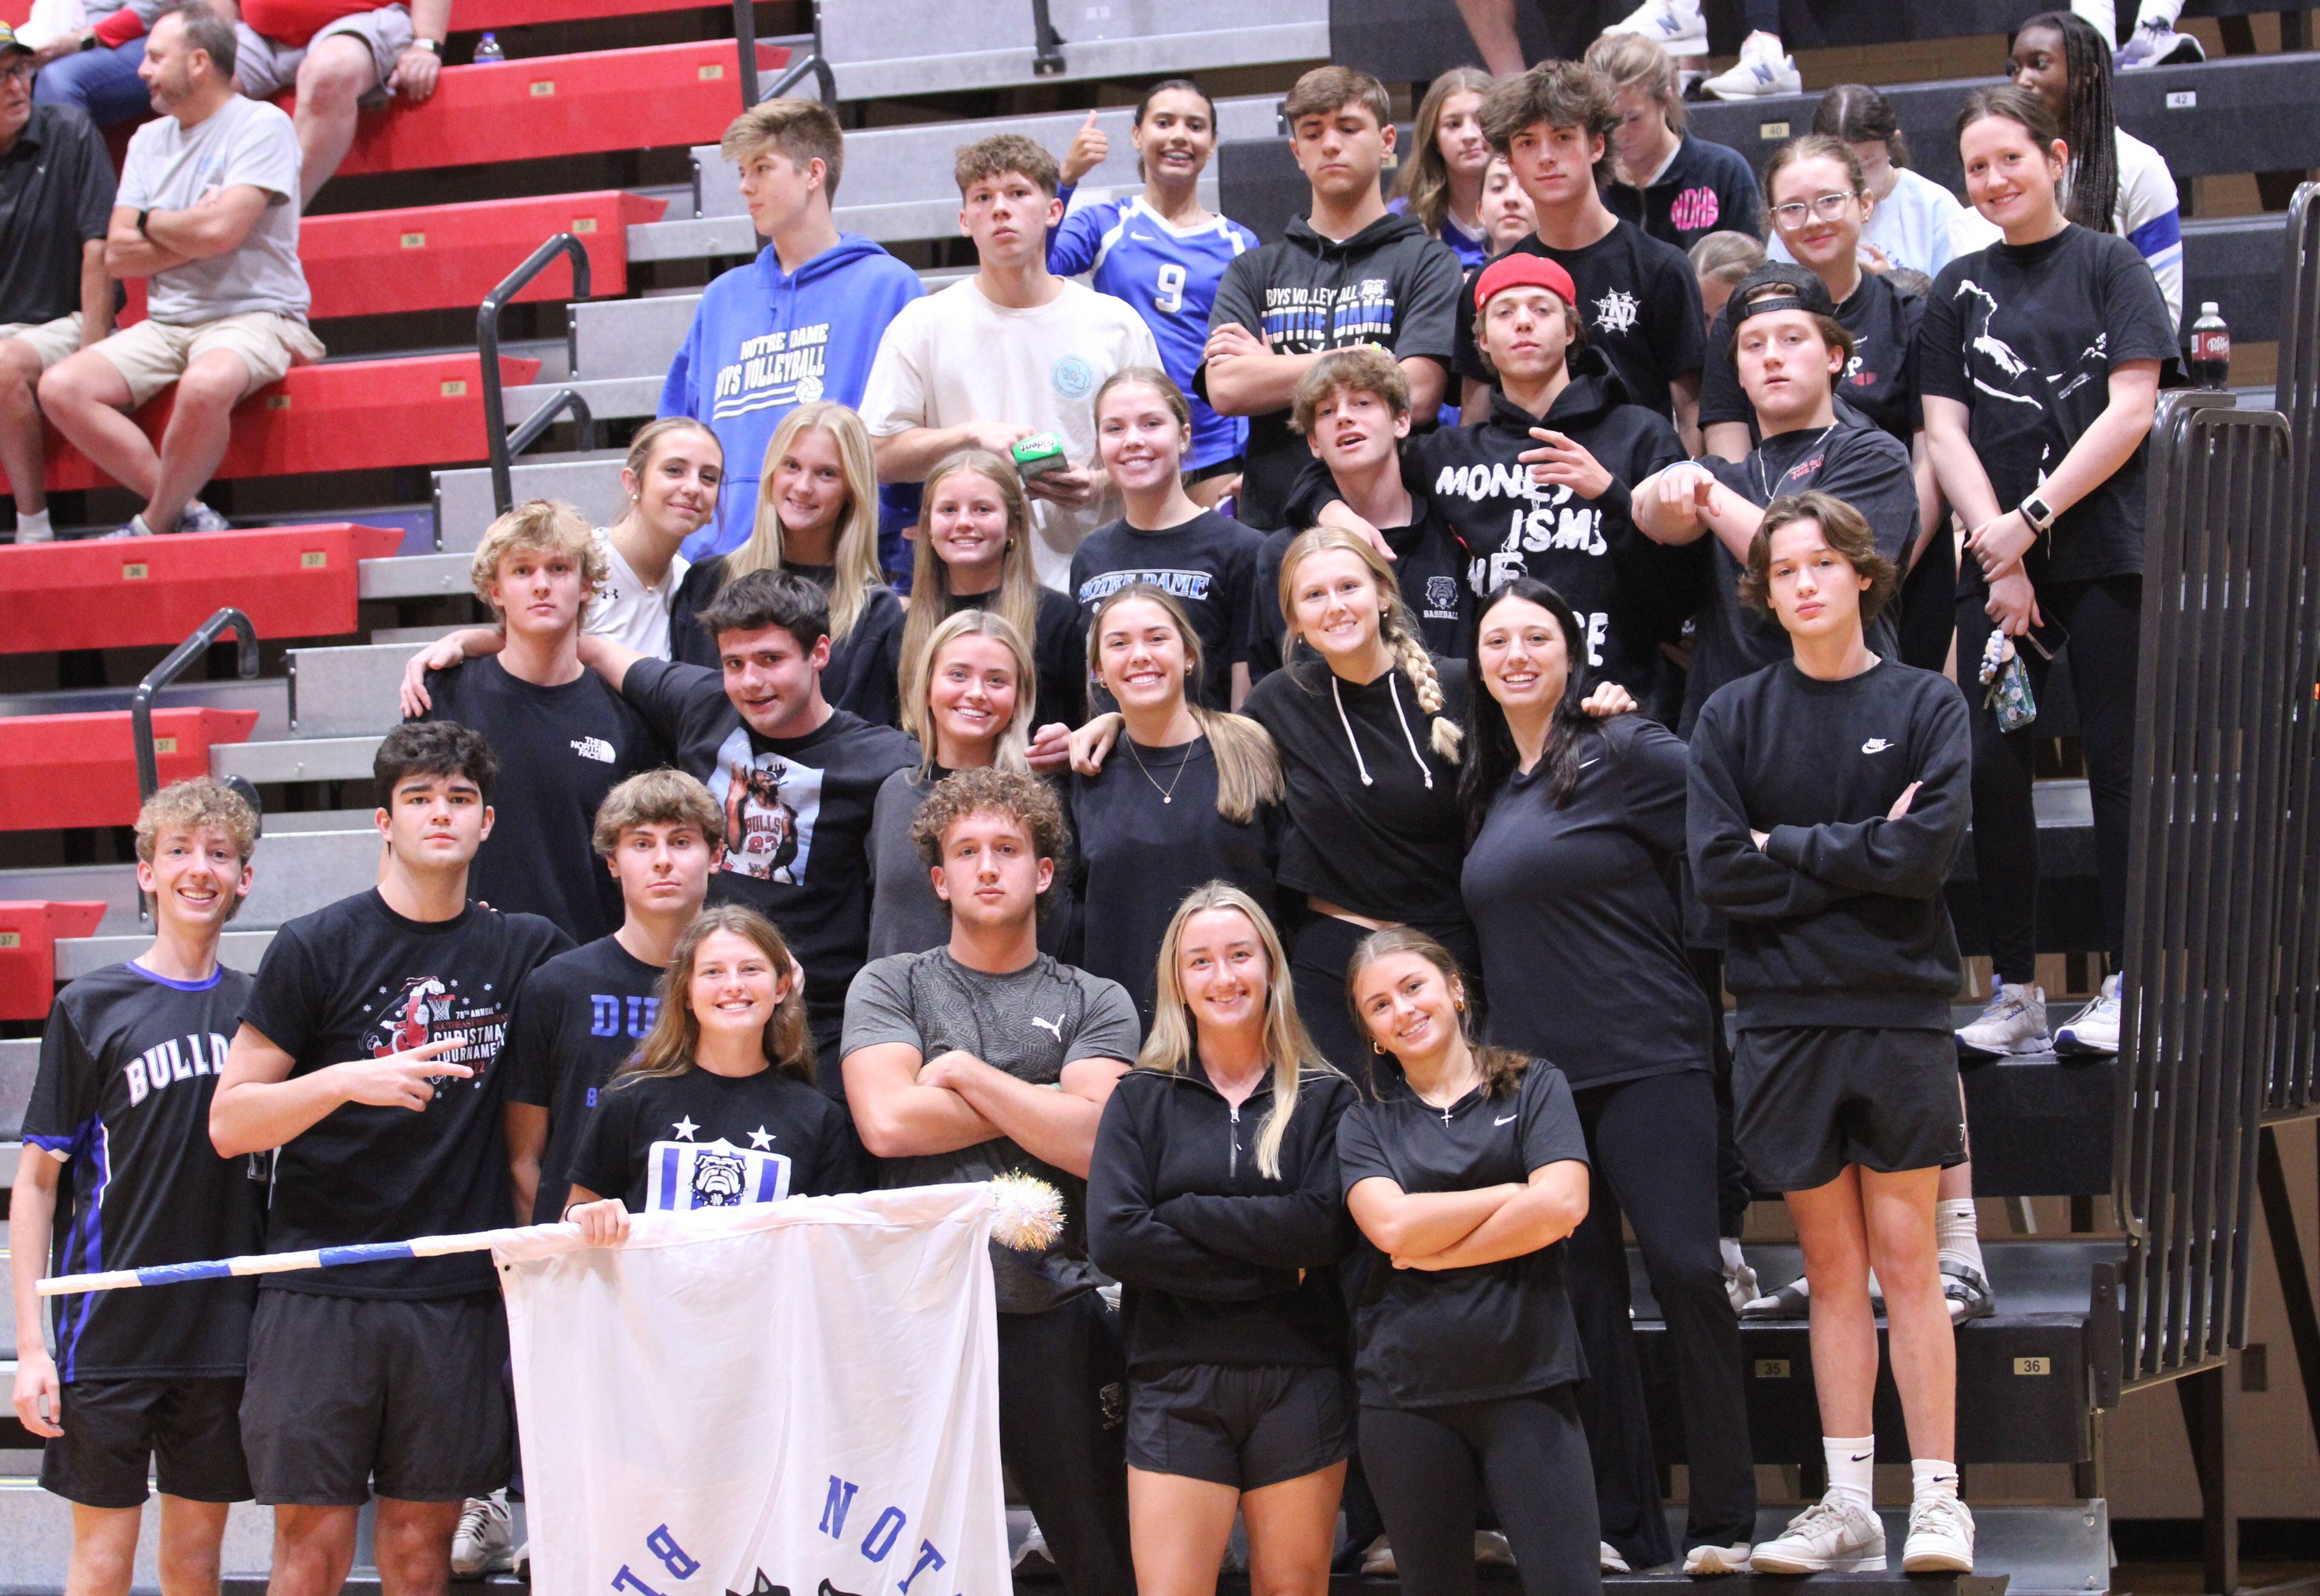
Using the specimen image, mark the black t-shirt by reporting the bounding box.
[1203,212,1465,529]
[1454,219,1706,423]
[1248,503,1472,680]
[1463,715,1712,1089]
[1336,1059,1591,1408]
[669,558,909,729]
[564,1064,862,1211]
[1603,132,1763,254]
[1683,421,1918,736]
[1066,735,1278,1029]
[25,962,263,1380]
[1917,224,2176,587]
[0,105,117,326]
[239,890,570,1297]
[502,934,665,1224]
[946,586,1088,728]
[620,658,918,1047]
[1070,510,1264,711]
[1242,653,1470,935]
[1702,269,1925,446]
[417,657,663,944]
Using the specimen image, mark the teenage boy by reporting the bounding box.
[504,768,723,1227]
[843,767,1139,1596]
[862,134,1159,590]
[414,500,663,945]
[211,722,570,1596]
[576,567,916,1090]
[1199,65,1463,533]
[1458,62,1704,450]
[1289,258,1692,703]
[660,97,923,559]
[11,779,262,1596]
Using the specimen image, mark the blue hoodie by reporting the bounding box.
[660,231,924,561]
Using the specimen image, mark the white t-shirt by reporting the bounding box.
[859,275,1161,590]
[1771,164,1967,280]
[584,529,686,658]
[116,95,309,326]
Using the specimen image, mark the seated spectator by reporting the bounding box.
[1201,65,1462,533]
[38,3,321,539]
[1049,80,1259,510]
[1391,67,1498,270]
[0,25,114,544]
[862,133,1159,591]
[2093,0,2206,67]
[1689,230,1764,323]
[27,0,156,126]
[1603,0,1800,98]
[1587,33,1761,251]
[660,98,923,561]
[1785,86,1970,279]
[1481,154,1538,257]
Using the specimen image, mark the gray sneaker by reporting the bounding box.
[1956,979,2051,1058]
[1749,1498,1886,1574]
[450,1492,514,1578]
[176,500,233,534]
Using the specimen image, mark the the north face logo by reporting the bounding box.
[572,736,616,763]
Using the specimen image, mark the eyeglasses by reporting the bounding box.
[0,59,36,83]
[1768,191,1861,228]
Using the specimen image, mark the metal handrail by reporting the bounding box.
[479,232,598,517]
[1029,0,1065,75]
[736,0,834,108]
[132,607,259,805]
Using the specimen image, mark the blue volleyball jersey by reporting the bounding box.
[1050,193,1260,471]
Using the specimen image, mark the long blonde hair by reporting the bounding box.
[614,905,813,1087]
[1277,526,1463,764]
[1086,584,1282,823]
[1138,883,1335,1179]
[721,402,883,646]
[1395,66,1497,237]
[902,608,1037,778]
[901,449,1046,684]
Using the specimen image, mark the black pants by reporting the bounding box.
[1896,529,1958,675]
[1956,576,2142,982]
[1291,912,1481,1099]
[1566,1072,1755,1561]
[997,1295,1135,1596]
[1361,1389,1601,1596]
[1687,947,1754,1237]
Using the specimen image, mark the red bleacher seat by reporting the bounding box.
[452,0,719,28]
[0,524,405,655]
[0,710,259,832]
[282,40,786,178]
[6,353,540,495]
[0,903,107,1021]
[301,191,670,320]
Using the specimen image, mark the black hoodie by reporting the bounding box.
[1202,211,1466,531]
[1088,1064,1358,1376]
[1286,348,1698,698]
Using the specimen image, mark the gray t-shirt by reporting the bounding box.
[117,95,309,326]
[864,769,949,962]
[842,948,1140,1312]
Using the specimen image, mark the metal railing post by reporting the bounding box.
[479,233,596,517]
[132,607,258,805]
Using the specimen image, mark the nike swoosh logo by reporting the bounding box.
[1494,1113,1518,1125]
[1851,1453,1873,1462]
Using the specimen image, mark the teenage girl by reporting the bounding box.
[1798,85,1971,279]
[1392,68,1498,269]
[1088,886,1354,1596]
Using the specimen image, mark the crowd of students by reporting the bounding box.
[8,10,2193,1596]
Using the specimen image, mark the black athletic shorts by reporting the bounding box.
[1732,1025,1967,1192]
[240,1289,511,1505]
[1125,1363,1354,1490]
[39,1377,252,1508]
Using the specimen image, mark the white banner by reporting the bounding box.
[497,1185,1010,1596]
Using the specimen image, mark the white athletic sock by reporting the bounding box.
[1911,1458,1961,1502]
[13,507,51,542]
[1825,1436,1875,1511]
[1936,1199,1983,1276]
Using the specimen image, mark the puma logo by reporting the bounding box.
[1030,1014,1065,1041]
[1861,738,1893,754]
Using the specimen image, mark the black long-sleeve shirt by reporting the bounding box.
[1088,1065,1355,1376]
[1687,658,1971,1031]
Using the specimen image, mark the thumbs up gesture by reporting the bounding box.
[1061,109,1110,187]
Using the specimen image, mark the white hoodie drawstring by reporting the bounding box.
[1332,673,1434,790]
[1331,675,1373,787]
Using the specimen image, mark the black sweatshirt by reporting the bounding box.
[1088,1065,1356,1376]
[670,559,907,729]
[1687,659,1972,1031]
[1248,505,1472,679]
[1241,651,1470,935]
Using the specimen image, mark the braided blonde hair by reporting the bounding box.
[1277,526,1463,765]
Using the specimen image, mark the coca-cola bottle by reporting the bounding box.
[2190,302,2231,390]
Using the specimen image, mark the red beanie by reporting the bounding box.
[1472,254,1579,315]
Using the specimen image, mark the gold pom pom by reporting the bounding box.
[989,1172,1066,1252]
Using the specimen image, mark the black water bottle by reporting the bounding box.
[2190,301,2231,391]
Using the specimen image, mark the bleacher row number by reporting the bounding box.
[531,80,555,96]
[402,232,427,249]
[2167,90,2196,109]
[268,395,292,411]
[0,933,19,949]
[1753,1359,1790,1379]
[573,218,598,234]
[153,738,177,755]
[699,63,723,80]
[121,562,148,579]
[2014,1357,2052,1376]
[301,552,329,569]
[443,380,468,397]
[1759,121,1790,140]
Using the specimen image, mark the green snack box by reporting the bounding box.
[1011,432,1068,479]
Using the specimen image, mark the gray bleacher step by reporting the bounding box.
[0,1492,276,1591]
[211,736,383,785]
[288,642,428,739]
[0,829,380,936]
[0,1040,34,1141]
[506,375,666,428]
[54,932,272,981]
[433,455,628,555]
[359,552,475,600]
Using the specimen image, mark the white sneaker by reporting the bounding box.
[2116,18,2204,67]
[451,1493,515,1579]
[1956,979,2051,1058]
[1360,1536,1397,1577]
[1903,1495,1976,1572]
[1600,1542,1632,1574]
[1701,33,1800,99]
[2055,974,2122,1055]
[176,500,233,535]
[1748,1498,1886,1574]
[1683,1542,1753,1576]
[1603,0,1707,55]
[1475,1531,1516,1568]
[1011,1522,1054,1574]
[1719,1238,1759,1314]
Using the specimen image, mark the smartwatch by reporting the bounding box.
[2019,491,2057,533]
[411,36,440,53]
[79,30,99,50]
[135,208,151,239]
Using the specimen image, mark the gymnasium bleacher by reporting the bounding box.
[0,0,2316,1588]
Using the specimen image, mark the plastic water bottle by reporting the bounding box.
[472,30,504,62]
[2190,301,2231,391]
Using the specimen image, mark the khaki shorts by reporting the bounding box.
[234,4,414,103]
[0,314,85,371]
[93,313,327,409]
